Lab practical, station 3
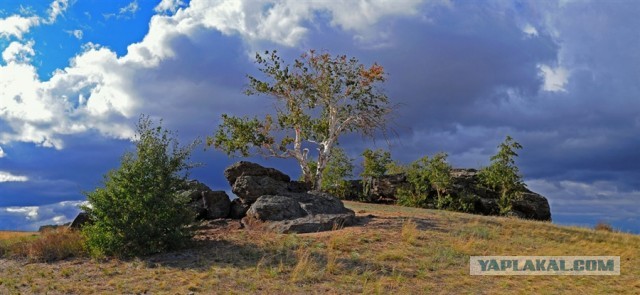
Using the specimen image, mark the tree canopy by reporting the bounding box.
[209,50,392,189]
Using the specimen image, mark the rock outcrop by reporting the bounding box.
[68,212,91,229]
[179,180,230,220]
[223,161,356,233]
[343,168,551,221]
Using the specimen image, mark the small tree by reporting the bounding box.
[479,136,526,214]
[361,148,392,179]
[209,50,392,189]
[319,147,354,198]
[425,152,452,203]
[82,116,199,257]
[396,156,431,207]
[360,148,392,198]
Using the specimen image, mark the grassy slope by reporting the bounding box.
[0,201,638,294]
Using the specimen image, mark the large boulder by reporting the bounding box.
[228,198,250,219]
[243,191,356,233]
[178,180,231,220]
[224,161,290,186]
[510,191,552,221]
[203,191,231,219]
[232,175,289,204]
[68,212,91,229]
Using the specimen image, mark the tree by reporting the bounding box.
[318,147,354,198]
[209,50,392,189]
[425,152,452,202]
[360,148,393,198]
[82,116,199,257]
[360,148,392,179]
[479,136,526,214]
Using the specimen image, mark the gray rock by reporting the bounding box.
[228,198,250,219]
[252,213,356,234]
[69,212,91,229]
[224,161,290,186]
[232,175,289,204]
[242,191,356,233]
[245,195,308,221]
[510,191,552,221]
[203,191,231,219]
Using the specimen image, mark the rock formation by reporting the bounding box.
[223,161,356,233]
[343,168,551,221]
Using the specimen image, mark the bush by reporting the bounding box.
[361,149,392,198]
[594,221,614,232]
[478,136,526,215]
[0,228,86,262]
[82,116,199,258]
[319,148,354,198]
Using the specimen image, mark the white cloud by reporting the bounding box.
[46,0,69,23]
[0,146,5,158]
[0,171,28,182]
[119,1,140,17]
[0,0,69,40]
[523,24,538,37]
[0,15,40,39]
[2,40,35,64]
[155,0,186,14]
[0,0,437,149]
[0,200,86,231]
[539,64,569,92]
[66,29,83,39]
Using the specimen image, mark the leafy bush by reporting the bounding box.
[361,148,392,198]
[478,136,526,215]
[319,147,354,198]
[82,116,199,258]
[0,228,86,262]
[396,156,431,207]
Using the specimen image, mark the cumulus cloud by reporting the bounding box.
[0,171,28,182]
[154,0,186,14]
[0,0,69,39]
[0,0,440,149]
[539,64,569,92]
[0,15,40,39]
[0,200,85,231]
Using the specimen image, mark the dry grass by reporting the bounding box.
[0,202,638,294]
[0,228,86,262]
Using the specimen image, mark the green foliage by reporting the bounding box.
[479,136,526,215]
[396,156,431,207]
[82,116,198,258]
[318,148,354,198]
[360,148,392,199]
[209,50,392,189]
[361,148,392,178]
[302,147,354,197]
[395,153,475,211]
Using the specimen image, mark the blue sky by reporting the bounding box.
[0,0,638,232]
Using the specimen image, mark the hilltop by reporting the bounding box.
[0,201,637,294]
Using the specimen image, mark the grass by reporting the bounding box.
[0,201,638,294]
[0,228,86,262]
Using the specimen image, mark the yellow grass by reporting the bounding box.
[0,201,638,294]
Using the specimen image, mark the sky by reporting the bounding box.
[0,0,638,232]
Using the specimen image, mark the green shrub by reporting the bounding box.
[301,147,354,198]
[320,148,354,198]
[361,148,392,198]
[82,116,199,258]
[478,136,526,215]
